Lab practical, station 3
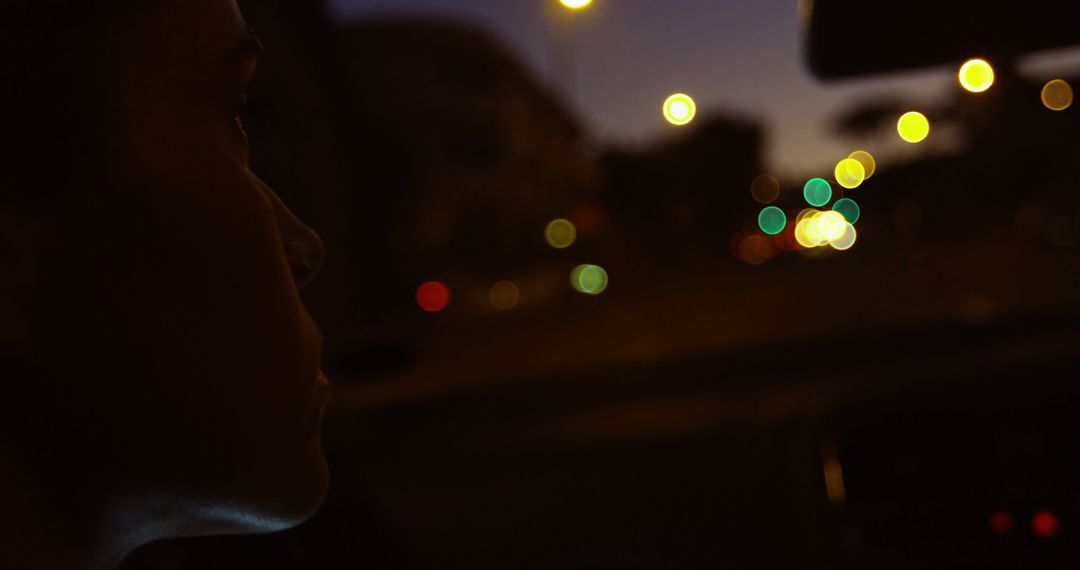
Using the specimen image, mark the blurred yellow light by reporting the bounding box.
[663,93,696,126]
[958,58,995,93]
[796,211,829,248]
[490,281,520,310]
[829,222,857,251]
[897,111,930,144]
[796,208,820,223]
[751,174,781,204]
[794,219,817,248]
[834,158,866,189]
[817,211,847,241]
[560,0,593,8]
[1042,79,1074,111]
[545,219,577,249]
[848,150,876,179]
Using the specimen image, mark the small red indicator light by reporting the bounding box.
[989,511,1014,535]
[416,281,451,313]
[1032,510,1061,539]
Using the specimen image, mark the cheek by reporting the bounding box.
[32,131,314,476]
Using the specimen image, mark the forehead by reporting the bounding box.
[130,0,249,70]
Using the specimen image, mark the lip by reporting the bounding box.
[309,369,334,434]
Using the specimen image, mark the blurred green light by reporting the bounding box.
[832,198,861,224]
[571,264,609,295]
[803,178,833,207]
[758,206,787,235]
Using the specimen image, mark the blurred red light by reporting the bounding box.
[989,511,1014,535]
[1032,510,1060,538]
[567,201,609,235]
[773,223,801,251]
[416,281,451,313]
[732,232,778,265]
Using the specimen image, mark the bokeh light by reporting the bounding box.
[794,220,817,249]
[848,150,876,179]
[545,218,578,249]
[796,208,819,223]
[832,198,861,224]
[663,93,696,126]
[897,111,930,143]
[1032,510,1060,539]
[560,0,593,9]
[834,158,866,189]
[416,281,451,313]
[734,233,778,265]
[803,178,833,207]
[773,224,801,251]
[958,58,995,93]
[829,222,857,251]
[817,211,847,241]
[989,511,1014,536]
[758,206,787,235]
[566,201,608,235]
[571,264,609,295]
[1042,79,1074,111]
[795,211,828,248]
[750,174,781,204]
[489,281,520,311]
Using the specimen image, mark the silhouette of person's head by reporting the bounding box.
[0,1,330,568]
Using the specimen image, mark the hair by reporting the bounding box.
[0,1,153,209]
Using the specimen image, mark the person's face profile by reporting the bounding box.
[1,0,332,554]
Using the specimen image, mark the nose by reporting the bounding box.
[255,177,326,290]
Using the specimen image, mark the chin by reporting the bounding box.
[198,436,331,536]
[260,437,331,531]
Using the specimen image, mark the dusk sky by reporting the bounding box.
[327,0,1079,176]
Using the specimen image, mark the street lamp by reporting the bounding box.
[559,0,592,10]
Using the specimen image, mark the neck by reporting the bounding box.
[0,444,143,570]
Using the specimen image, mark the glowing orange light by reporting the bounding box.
[848,150,876,179]
[489,281,520,311]
[1042,79,1074,111]
[416,281,451,313]
[823,458,847,506]
[1032,510,1060,538]
[751,174,781,204]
